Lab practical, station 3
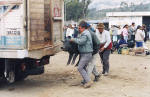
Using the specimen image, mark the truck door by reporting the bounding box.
[28,0,52,50]
[0,0,26,49]
[28,0,64,51]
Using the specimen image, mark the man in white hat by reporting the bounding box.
[96,23,112,76]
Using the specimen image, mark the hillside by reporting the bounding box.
[87,2,150,19]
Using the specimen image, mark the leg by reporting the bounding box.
[102,50,111,73]
[67,53,73,65]
[133,35,135,42]
[99,52,105,74]
[75,55,80,67]
[115,35,118,42]
[91,54,99,76]
[78,53,92,83]
[86,54,99,76]
[124,36,128,43]
[71,53,78,65]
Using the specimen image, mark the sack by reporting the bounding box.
[127,41,135,48]
[121,47,129,55]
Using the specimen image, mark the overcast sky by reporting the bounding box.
[89,0,150,10]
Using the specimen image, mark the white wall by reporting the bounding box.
[109,16,142,28]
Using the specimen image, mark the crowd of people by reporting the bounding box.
[110,23,150,53]
[63,21,150,88]
[63,21,112,88]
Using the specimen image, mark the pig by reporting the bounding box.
[61,38,79,66]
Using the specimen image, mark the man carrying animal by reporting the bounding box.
[70,21,93,88]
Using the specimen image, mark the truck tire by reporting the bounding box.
[6,71,15,84]
[5,59,16,84]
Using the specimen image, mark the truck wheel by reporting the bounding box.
[4,59,16,84]
[6,71,15,84]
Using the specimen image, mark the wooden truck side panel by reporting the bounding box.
[28,0,64,54]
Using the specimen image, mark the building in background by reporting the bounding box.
[107,12,150,28]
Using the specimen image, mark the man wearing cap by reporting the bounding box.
[96,23,112,76]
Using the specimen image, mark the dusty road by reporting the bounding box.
[0,51,150,97]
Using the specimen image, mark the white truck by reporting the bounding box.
[0,0,64,83]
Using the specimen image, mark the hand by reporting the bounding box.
[100,47,105,52]
[70,38,74,42]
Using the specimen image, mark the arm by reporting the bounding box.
[73,35,88,45]
[140,31,145,40]
[104,32,111,48]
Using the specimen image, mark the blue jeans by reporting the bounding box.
[136,41,143,47]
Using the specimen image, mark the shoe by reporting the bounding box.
[94,75,101,82]
[83,81,93,88]
[103,72,109,76]
[81,80,86,85]
[102,71,105,74]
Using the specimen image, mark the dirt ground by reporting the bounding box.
[0,51,150,97]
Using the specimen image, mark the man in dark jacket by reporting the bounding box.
[86,24,101,82]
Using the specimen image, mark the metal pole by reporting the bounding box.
[65,2,66,22]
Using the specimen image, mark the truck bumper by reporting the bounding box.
[26,66,44,75]
[0,50,28,59]
[0,45,58,59]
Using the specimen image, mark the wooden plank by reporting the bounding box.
[30,0,43,3]
[30,14,44,19]
[30,8,44,14]
[30,19,44,25]
[29,0,45,48]
[30,3,44,8]
[0,1,23,5]
[30,24,44,31]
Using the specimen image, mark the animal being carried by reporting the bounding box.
[61,37,79,66]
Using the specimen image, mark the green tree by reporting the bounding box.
[81,0,91,18]
[65,0,91,21]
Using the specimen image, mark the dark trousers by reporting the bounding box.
[99,50,111,73]
[131,35,135,42]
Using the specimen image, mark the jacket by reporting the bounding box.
[88,29,100,55]
[135,29,145,42]
[73,30,93,53]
